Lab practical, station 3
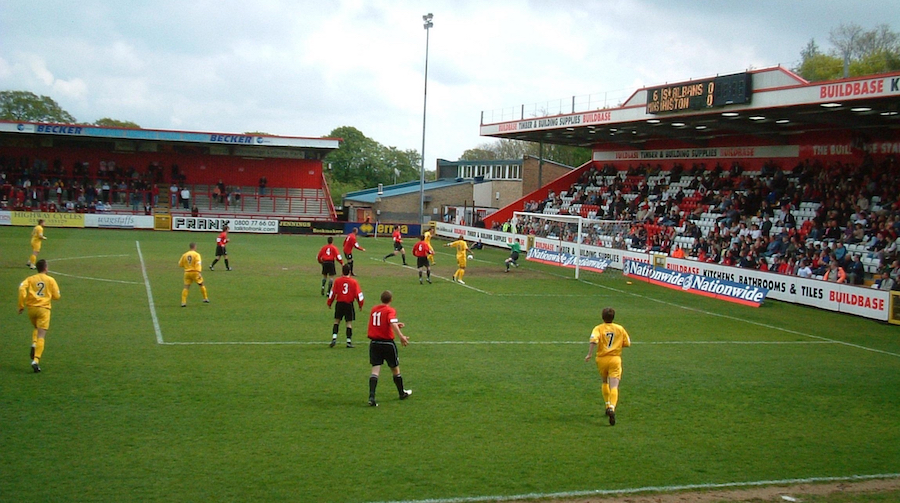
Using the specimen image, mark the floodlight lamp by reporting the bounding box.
[423,13,433,21]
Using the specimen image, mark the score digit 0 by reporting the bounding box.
[706,82,715,107]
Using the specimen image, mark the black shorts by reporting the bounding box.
[346,252,354,262]
[321,261,337,276]
[509,251,519,261]
[216,245,227,257]
[416,256,430,268]
[393,241,404,252]
[369,339,400,368]
[333,302,355,322]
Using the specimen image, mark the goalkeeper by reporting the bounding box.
[504,238,522,273]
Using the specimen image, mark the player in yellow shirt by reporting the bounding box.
[584,307,632,426]
[423,227,436,265]
[18,259,61,373]
[178,242,209,307]
[445,235,471,284]
[27,218,48,269]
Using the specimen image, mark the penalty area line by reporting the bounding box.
[50,270,142,285]
[370,473,900,503]
[136,241,164,345]
[373,257,493,294]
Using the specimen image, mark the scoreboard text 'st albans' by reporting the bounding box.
[646,72,752,114]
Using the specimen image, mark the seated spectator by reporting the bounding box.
[670,244,685,258]
[845,254,865,285]
[873,271,895,291]
[796,258,813,278]
[823,261,847,284]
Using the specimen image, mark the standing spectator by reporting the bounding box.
[382,227,407,265]
[342,227,366,276]
[258,176,267,196]
[180,186,191,209]
[366,290,412,407]
[317,236,343,296]
[170,182,178,208]
[327,264,364,348]
[412,234,433,284]
[18,259,61,373]
[209,225,231,271]
[178,242,209,307]
[584,307,632,426]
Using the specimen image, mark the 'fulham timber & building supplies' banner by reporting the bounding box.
[624,259,769,307]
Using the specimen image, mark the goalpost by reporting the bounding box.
[513,211,631,279]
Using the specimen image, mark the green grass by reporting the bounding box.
[1,226,899,502]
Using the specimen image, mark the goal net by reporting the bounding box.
[513,211,631,279]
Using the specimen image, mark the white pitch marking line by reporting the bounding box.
[578,277,900,359]
[370,473,900,503]
[136,241,164,345]
[50,270,142,285]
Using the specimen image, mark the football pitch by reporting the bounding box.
[1,226,899,502]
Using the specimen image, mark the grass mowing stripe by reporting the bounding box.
[370,473,900,503]
[136,240,164,345]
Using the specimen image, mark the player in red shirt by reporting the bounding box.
[367,290,411,406]
[209,225,231,271]
[342,227,366,276]
[327,264,364,348]
[412,234,433,284]
[317,236,343,296]
[382,227,407,266]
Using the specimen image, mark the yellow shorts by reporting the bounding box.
[31,240,42,253]
[183,271,203,286]
[596,355,623,380]
[28,306,51,330]
[457,256,467,268]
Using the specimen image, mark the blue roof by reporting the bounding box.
[343,178,474,203]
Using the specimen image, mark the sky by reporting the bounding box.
[1,0,898,171]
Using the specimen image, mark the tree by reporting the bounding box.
[94,118,140,128]
[795,24,900,81]
[323,126,422,205]
[458,139,591,168]
[0,90,76,123]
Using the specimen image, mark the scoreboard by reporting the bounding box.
[646,72,752,114]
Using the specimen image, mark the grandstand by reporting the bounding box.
[0,122,340,221]
[478,67,900,285]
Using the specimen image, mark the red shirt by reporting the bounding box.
[392,229,402,243]
[343,233,362,255]
[216,231,229,247]
[368,304,398,340]
[412,241,431,258]
[317,244,343,264]
[327,276,364,308]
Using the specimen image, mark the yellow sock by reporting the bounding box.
[30,254,36,265]
[34,338,45,362]
[181,289,188,305]
[200,285,208,300]
[32,329,38,345]
[458,269,465,280]
[602,383,610,405]
[609,387,619,409]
